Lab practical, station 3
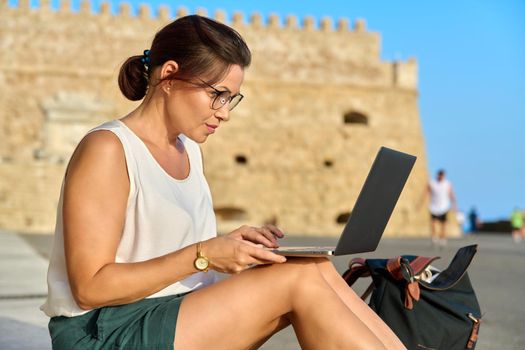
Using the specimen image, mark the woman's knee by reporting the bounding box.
[259,257,330,293]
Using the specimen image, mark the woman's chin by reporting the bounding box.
[189,133,208,144]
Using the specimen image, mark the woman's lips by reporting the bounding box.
[205,123,218,133]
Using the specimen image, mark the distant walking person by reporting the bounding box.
[468,207,481,233]
[427,169,456,246]
[511,207,524,243]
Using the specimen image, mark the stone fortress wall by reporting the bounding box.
[0,1,455,236]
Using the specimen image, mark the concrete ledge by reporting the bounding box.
[0,316,51,350]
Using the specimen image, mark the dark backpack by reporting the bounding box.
[343,244,482,350]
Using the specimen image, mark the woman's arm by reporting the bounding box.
[63,131,285,310]
[63,130,200,309]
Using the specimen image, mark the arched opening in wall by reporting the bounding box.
[235,154,248,165]
[323,159,334,168]
[336,211,351,224]
[343,111,368,125]
[215,207,248,221]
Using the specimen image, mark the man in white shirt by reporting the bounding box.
[427,169,457,246]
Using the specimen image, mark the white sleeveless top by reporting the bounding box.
[41,120,217,317]
[429,178,452,215]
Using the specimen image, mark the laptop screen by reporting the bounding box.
[334,147,416,255]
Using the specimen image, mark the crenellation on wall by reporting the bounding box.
[268,13,280,28]
[138,4,151,19]
[214,9,226,23]
[176,7,189,19]
[59,0,71,12]
[5,2,378,35]
[79,0,91,15]
[320,17,332,32]
[118,3,131,17]
[232,11,244,27]
[157,5,170,21]
[18,0,30,11]
[100,1,111,16]
[195,7,207,17]
[337,18,349,31]
[302,16,315,31]
[354,18,366,32]
[285,15,298,29]
[250,13,263,29]
[40,0,51,12]
[392,57,418,89]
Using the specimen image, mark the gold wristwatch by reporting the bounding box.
[194,242,209,272]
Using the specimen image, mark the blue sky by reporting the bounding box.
[18,0,525,221]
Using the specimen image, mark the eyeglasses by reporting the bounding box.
[198,79,244,111]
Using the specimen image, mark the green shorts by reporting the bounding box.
[49,293,188,349]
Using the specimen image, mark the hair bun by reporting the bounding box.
[118,55,148,101]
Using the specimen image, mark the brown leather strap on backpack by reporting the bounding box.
[344,255,440,306]
[386,255,439,310]
[387,256,439,280]
[467,316,481,349]
[386,257,404,280]
[410,256,440,275]
[467,322,480,348]
[342,258,370,287]
[404,281,420,309]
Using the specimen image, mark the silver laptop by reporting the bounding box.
[273,146,416,257]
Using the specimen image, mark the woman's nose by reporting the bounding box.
[215,105,230,122]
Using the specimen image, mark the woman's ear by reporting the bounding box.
[160,60,179,93]
[160,60,179,79]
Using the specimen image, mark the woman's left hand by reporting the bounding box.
[227,224,284,248]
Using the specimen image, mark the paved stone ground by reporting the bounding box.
[1,230,524,349]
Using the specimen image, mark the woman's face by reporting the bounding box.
[165,65,245,143]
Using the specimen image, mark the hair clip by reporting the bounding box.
[141,49,151,72]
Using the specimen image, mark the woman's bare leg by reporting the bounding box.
[173,258,389,350]
[313,259,406,349]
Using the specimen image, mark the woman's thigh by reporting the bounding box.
[173,259,322,350]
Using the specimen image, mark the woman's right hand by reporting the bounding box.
[202,235,286,274]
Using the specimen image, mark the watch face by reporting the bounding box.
[194,257,209,271]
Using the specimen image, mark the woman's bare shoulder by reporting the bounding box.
[62,130,130,234]
[65,129,128,182]
[78,129,124,155]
